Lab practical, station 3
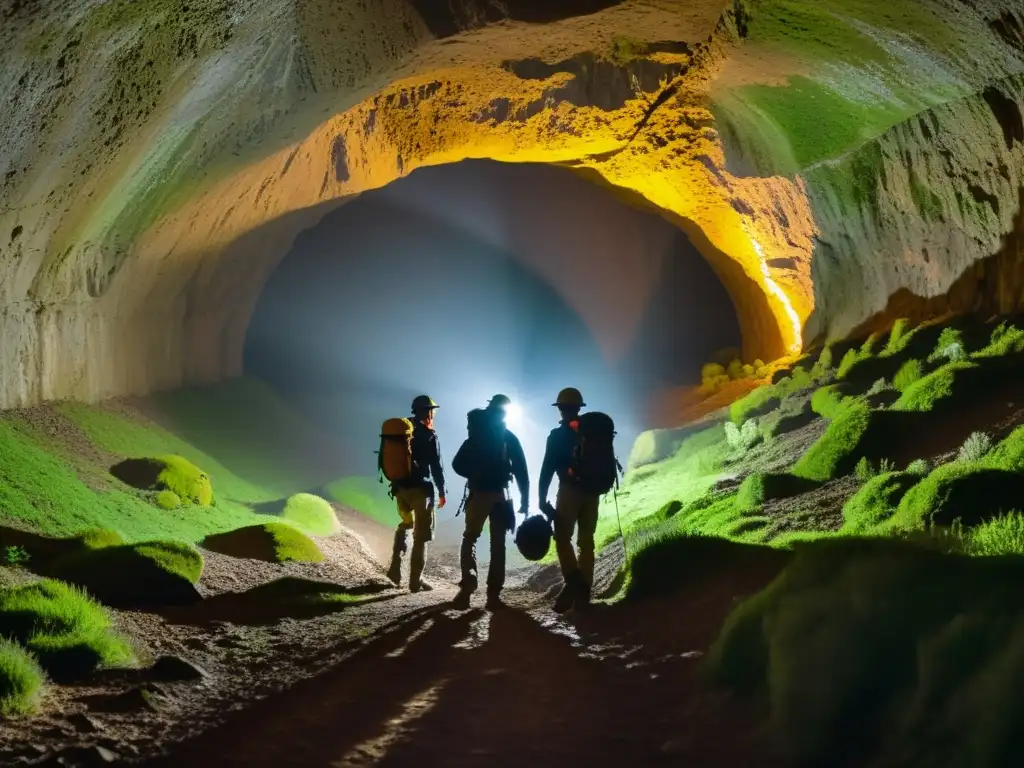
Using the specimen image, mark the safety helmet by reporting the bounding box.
[553,387,585,408]
[411,394,439,414]
[515,514,553,561]
[488,394,512,409]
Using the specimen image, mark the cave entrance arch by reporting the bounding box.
[244,160,742,539]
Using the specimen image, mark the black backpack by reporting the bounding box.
[460,408,511,487]
[569,412,621,495]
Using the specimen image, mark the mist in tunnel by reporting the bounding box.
[243,159,740,514]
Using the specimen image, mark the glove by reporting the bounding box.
[437,495,447,509]
[540,500,556,521]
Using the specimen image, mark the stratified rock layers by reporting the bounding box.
[0,0,1022,408]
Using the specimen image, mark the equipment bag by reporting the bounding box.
[378,418,415,486]
[459,408,511,488]
[569,411,621,495]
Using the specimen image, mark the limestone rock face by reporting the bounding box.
[0,0,1022,408]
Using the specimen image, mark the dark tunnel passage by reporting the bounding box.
[243,159,741,512]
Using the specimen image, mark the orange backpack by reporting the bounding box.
[378,418,414,485]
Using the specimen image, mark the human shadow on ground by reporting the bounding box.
[160,576,398,627]
[141,604,481,767]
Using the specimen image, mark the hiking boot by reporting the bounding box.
[451,588,473,610]
[575,582,592,611]
[553,581,576,614]
[386,561,403,587]
[409,580,433,594]
[485,591,507,612]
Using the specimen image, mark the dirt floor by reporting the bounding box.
[0,498,784,768]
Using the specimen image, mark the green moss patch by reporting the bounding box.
[0,580,133,683]
[599,426,732,550]
[892,462,1024,530]
[52,540,203,610]
[841,471,920,532]
[202,523,323,564]
[707,538,1024,766]
[975,322,1024,358]
[276,494,340,536]
[987,426,1024,470]
[622,533,787,601]
[793,402,873,481]
[893,359,925,392]
[810,384,856,419]
[111,455,212,506]
[892,361,981,412]
[322,476,395,528]
[737,473,820,512]
[155,490,181,509]
[730,367,814,425]
[0,639,45,716]
[759,395,815,439]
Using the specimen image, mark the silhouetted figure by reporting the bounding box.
[383,395,447,592]
[539,387,620,613]
[451,394,529,611]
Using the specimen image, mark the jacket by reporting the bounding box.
[452,426,530,497]
[397,419,447,497]
[539,420,582,502]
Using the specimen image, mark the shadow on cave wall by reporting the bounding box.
[616,229,742,396]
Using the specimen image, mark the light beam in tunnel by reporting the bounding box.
[749,235,802,354]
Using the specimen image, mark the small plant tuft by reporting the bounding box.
[855,456,874,481]
[929,327,964,361]
[957,431,993,463]
[866,378,889,396]
[725,420,761,454]
[4,546,30,566]
[0,639,45,717]
[906,458,931,475]
[811,344,834,379]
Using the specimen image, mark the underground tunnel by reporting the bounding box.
[244,158,741,536]
[3,0,1024,763]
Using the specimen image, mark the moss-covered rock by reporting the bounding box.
[842,471,920,532]
[891,361,980,413]
[986,426,1024,471]
[202,523,323,564]
[892,463,1024,530]
[892,359,925,392]
[111,455,212,506]
[0,639,45,716]
[0,580,133,683]
[760,395,815,439]
[280,493,340,536]
[737,473,820,512]
[52,540,204,609]
[155,490,181,509]
[810,384,857,419]
[793,402,874,481]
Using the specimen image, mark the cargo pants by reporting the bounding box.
[554,481,600,587]
[460,490,512,595]
[390,484,435,588]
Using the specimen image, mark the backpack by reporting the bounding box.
[463,408,511,487]
[378,417,414,485]
[568,411,621,495]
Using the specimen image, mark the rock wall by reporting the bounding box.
[804,75,1024,342]
[0,0,1022,409]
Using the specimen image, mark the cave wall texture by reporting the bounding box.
[1,0,1023,409]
